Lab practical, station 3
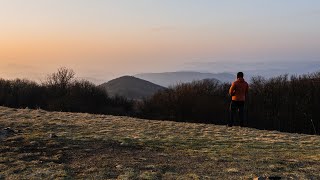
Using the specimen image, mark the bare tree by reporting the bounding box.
[45,67,75,89]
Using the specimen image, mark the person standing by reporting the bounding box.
[228,72,249,127]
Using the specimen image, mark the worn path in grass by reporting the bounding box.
[0,106,319,179]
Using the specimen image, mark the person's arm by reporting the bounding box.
[229,83,236,96]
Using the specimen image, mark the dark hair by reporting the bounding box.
[237,72,244,78]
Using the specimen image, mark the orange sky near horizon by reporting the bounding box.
[1,1,320,82]
[2,27,314,63]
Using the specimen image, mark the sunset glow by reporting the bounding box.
[1,0,320,82]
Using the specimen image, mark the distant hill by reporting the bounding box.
[184,61,320,80]
[99,76,166,100]
[134,71,235,87]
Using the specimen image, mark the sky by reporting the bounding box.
[0,0,320,83]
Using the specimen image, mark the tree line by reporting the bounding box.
[0,67,319,135]
[0,68,134,116]
[139,72,320,135]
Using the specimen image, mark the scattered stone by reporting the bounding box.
[0,127,15,139]
[3,127,15,134]
[120,142,128,146]
[49,133,58,139]
[116,165,123,169]
[226,168,239,173]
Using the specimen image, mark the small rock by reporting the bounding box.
[0,127,15,139]
[116,165,123,169]
[4,127,15,134]
[49,133,58,139]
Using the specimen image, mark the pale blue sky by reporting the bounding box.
[0,0,319,82]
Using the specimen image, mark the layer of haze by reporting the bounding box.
[1,0,320,83]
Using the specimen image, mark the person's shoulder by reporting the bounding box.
[231,81,237,85]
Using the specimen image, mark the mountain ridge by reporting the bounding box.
[99,76,166,100]
[135,71,235,87]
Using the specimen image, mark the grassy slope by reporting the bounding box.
[0,106,319,180]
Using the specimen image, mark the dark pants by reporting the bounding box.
[229,100,245,127]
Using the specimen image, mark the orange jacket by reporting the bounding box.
[229,78,249,101]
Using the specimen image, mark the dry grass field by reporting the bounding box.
[0,106,320,179]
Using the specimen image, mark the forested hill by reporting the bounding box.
[99,76,166,100]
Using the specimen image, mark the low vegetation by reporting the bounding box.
[0,68,134,116]
[1,106,320,179]
[140,72,320,135]
[0,68,319,135]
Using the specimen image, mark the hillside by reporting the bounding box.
[134,72,235,87]
[0,106,320,179]
[99,76,166,100]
